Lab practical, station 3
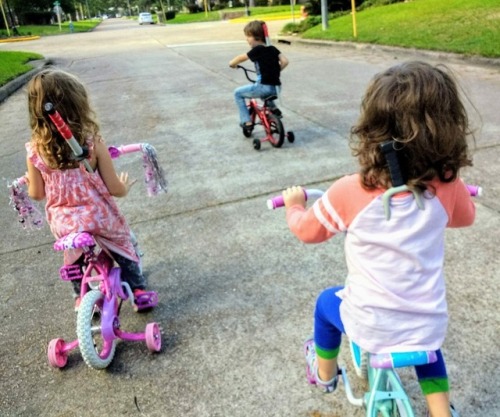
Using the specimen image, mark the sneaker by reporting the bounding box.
[74,296,81,313]
[425,404,459,417]
[303,337,338,393]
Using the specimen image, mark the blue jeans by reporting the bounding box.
[234,83,277,124]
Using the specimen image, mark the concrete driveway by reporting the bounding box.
[0,18,499,417]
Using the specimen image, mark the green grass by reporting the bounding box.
[0,19,101,38]
[166,6,301,24]
[0,51,44,86]
[302,0,500,58]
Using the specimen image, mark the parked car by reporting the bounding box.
[138,12,154,25]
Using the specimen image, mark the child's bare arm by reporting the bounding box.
[26,157,46,201]
[279,53,289,71]
[95,138,136,197]
[229,53,249,68]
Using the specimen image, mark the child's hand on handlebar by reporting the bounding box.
[283,186,306,209]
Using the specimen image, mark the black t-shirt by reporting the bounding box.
[247,44,281,86]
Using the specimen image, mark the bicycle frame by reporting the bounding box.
[49,233,161,369]
[342,360,414,417]
[77,246,150,343]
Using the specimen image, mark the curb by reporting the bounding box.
[0,35,41,43]
[0,59,52,104]
[276,36,500,68]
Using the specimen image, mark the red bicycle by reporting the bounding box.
[237,65,294,151]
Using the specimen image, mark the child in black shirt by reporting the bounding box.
[229,20,289,128]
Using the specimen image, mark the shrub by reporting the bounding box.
[282,15,322,33]
[22,11,53,25]
[166,10,176,19]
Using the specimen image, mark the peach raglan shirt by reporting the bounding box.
[286,174,475,354]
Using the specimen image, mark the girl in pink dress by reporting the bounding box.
[25,68,149,311]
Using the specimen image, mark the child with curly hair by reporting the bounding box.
[282,61,476,417]
[25,68,151,311]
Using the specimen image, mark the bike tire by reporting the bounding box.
[267,113,285,148]
[77,290,116,369]
[47,338,68,368]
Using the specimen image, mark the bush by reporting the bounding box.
[22,11,53,25]
[282,15,322,33]
[186,4,203,13]
[166,10,176,19]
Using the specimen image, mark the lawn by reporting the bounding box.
[303,0,500,58]
[166,5,301,24]
[0,51,44,86]
[0,19,101,38]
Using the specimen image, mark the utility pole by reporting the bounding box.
[321,0,328,30]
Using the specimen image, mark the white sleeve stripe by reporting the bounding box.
[313,201,340,234]
[322,194,346,231]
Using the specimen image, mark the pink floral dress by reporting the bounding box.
[26,141,138,265]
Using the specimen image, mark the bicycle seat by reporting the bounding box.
[370,350,438,369]
[54,232,96,251]
[263,95,277,102]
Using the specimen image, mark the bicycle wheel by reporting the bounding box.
[77,290,116,369]
[47,338,68,368]
[266,113,285,148]
[349,339,368,380]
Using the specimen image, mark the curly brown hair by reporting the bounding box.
[27,68,100,169]
[350,61,473,192]
[244,20,266,42]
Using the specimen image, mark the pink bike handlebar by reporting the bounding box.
[267,184,482,210]
[267,189,324,210]
[108,144,143,159]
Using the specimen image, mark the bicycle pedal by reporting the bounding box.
[59,264,83,281]
[133,291,158,312]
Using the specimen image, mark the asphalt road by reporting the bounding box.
[0,18,499,417]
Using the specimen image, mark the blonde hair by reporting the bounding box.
[27,68,100,169]
[350,61,473,191]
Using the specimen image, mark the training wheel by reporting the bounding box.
[253,139,261,150]
[287,131,295,143]
[48,338,68,368]
[145,322,162,352]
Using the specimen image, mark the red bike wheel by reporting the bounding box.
[267,113,285,148]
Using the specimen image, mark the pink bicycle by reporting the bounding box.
[48,230,161,369]
[8,106,168,369]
